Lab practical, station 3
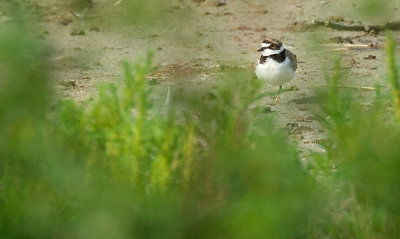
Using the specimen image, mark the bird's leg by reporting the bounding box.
[272,85,282,105]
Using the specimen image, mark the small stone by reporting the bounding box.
[255,27,267,32]
[368,42,379,48]
[148,78,159,85]
[293,133,304,140]
[263,106,272,113]
[217,0,227,7]
[328,16,345,22]
[58,19,72,26]
[237,25,251,31]
[368,30,376,36]
[70,29,85,36]
[286,122,298,128]
[363,55,376,60]
[60,80,76,87]
[330,36,353,44]
[157,47,162,50]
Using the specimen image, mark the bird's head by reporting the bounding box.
[257,38,284,56]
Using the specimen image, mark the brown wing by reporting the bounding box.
[285,49,297,71]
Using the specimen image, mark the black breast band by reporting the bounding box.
[259,49,286,64]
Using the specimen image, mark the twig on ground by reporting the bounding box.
[315,85,377,91]
[114,0,123,6]
[310,20,400,32]
[50,55,72,61]
[325,43,372,48]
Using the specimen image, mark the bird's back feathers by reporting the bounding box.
[285,49,297,71]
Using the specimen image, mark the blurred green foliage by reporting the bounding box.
[311,33,400,238]
[1,1,400,239]
[353,0,397,19]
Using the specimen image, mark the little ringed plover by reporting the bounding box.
[255,38,297,104]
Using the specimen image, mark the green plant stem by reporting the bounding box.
[386,31,400,120]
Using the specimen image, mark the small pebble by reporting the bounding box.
[363,55,376,60]
[71,29,85,36]
[217,0,227,7]
[263,106,272,113]
[58,19,72,26]
[148,78,158,85]
[60,80,76,87]
[286,122,299,128]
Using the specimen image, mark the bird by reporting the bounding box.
[255,38,297,105]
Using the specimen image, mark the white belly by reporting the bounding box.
[255,57,295,86]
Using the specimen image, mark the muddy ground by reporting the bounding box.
[4,0,400,155]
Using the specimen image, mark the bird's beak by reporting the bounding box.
[257,47,264,52]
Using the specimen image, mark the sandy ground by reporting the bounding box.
[4,0,400,155]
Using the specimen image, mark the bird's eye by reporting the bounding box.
[270,43,276,49]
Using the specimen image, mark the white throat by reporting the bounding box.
[262,46,285,56]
